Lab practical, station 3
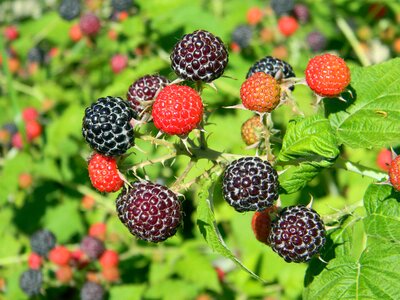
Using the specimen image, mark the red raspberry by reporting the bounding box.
[22,107,39,122]
[49,246,71,266]
[110,54,128,74]
[28,253,42,270]
[247,7,263,25]
[277,16,299,37]
[251,208,275,244]
[101,267,120,282]
[69,24,83,42]
[11,133,23,149]
[99,250,119,268]
[81,195,95,210]
[305,54,351,97]
[4,26,19,41]
[56,266,73,283]
[26,120,42,141]
[88,153,124,193]
[240,72,281,113]
[389,156,400,191]
[70,249,89,269]
[79,13,101,36]
[18,173,33,189]
[152,85,203,135]
[89,223,107,241]
[377,148,392,172]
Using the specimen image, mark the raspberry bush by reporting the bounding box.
[1,1,400,299]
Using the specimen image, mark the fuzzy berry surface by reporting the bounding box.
[305,53,351,97]
[240,72,281,113]
[58,0,81,21]
[79,13,101,36]
[170,29,228,82]
[88,153,124,193]
[241,115,263,146]
[127,74,170,117]
[152,85,203,135]
[222,157,279,212]
[251,208,274,244]
[278,16,299,37]
[49,246,71,266]
[82,96,135,156]
[389,156,400,191]
[80,236,105,260]
[19,269,42,297]
[80,281,105,300]
[268,206,326,263]
[116,181,182,242]
[30,229,56,257]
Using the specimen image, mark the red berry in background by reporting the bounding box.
[28,253,42,270]
[11,133,23,149]
[88,153,124,193]
[247,7,263,25]
[377,148,392,171]
[56,266,73,283]
[152,85,203,136]
[49,246,71,266]
[81,195,95,210]
[26,120,42,141]
[118,11,129,21]
[278,16,299,37]
[368,3,387,19]
[79,13,101,36]
[215,267,225,282]
[7,57,20,74]
[251,208,275,244]
[101,266,120,282]
[69,24,83,42]
[99,250,119,268]
[70,249,89,269]
[18,173,33,189]
[89,223,107,241]
[107,29,118,40]
[22,107,39,122]
[110,54,128,74]
[3,26,19,41]
[305,53,351,98]
[389,156,400,191]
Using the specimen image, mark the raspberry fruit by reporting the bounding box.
[88,153,124,193]
[305,54,351,97]
[3,26,19,41]
[307,31,327,52]
[389,155,400,191]
[18,172,33,189]
[69,23,83,41]
[271,0,295,16]
[56,265,73,283]
[116,181,182,242]
[170,30,228,82]
[268,206,326,263]
[127,74,170,118]
[110,54,128,74]
[231,25,253,49]
[49,246,71,266]
[80,281,105,300]
[152,85,203,135]
[22,107,39,122]
[246,7,263,25]
[26,120,42,141]
[278,16,299,37]
[19,269,42,297]
[376,148,392,172]
[79,13,101,36]
[89,222,107,240]
[251,208,274,244]
[99,250,119,268]
[101,266,120,282]
[82,96,135,156]
[59,0,81,21]
[30,229,56,257]
[241,115,263,146]
[80,236,105,260]
[240,72,281,113]
[28,253,42,270]
[222,157,279,212]
[111,0,133,12]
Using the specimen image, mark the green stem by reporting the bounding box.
[0,254,28,266]
[334,157,388,181]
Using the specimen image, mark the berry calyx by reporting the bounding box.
[389,155,400,191]
[88,153,124,193]
[305,53,351,97]
[240,72,281,113]
[152,85,203,135]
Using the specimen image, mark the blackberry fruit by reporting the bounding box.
[231,25,253,49]
[82,96,135,157]
[27,47,46,65]
[170,29,229,82]
[268,206,326,263]
[30,229,56,257]
[293,4,310,24]
[222,157,279,212]
[271,0,295,16]
[116,181,182,242]
[80,281,105,300]
[111,0,133,12]
[58,0,81,21]
[127,74,170,118]
[80,236,105,260]
[19,269,42,297]
[307,31,327,52]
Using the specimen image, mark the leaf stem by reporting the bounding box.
[334,157,388,181]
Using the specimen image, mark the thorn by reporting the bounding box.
[118,170,132,187]
[276,197,282,208]
[315,94,324,105]
[245,141,261,150]
[170,157,176,167]
[306,194,314,209]
[133,144,146,154]
[221,74,237,80]
[375,179,391,185]
[391,147,397,160]
[223,103,247,110]
[277,167,290,176]
[336,96,347,102]
[317,255,328,264]
[155,131,164,139]
[206,82,218,91]
[345,88,354,98]
[179,136,193,155]
[170,78,185,85]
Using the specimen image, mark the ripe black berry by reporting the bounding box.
[268,206,326,263]
[80,236,105,260]
[30,229,56,257]
[82,96,135,156]
[58,0,81,21]
[127,74,170,118]
[116,181,182,242]
[80,281,105,300]
[19,269,42,297]
[222,157,279,212]
[27,47,46,65]
[231,25,253,49]
[271,0,295,16]
[307,31,327,52]
[111,0,133,12]
[293,4,310,24]
[170,29,229,82]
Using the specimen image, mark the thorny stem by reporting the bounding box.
[170,160,196,192]
[334,157,388,181]
[129,151,177,173]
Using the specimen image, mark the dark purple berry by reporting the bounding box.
[231,25,253,49]
[80,281,105,300]
[80,236,105,260]
[293,4,310,24]
[111,0,133,12]
[271,0,295,16]
[19,269,42,297]
[307,31,327,52]
[79,13,101,36]
[116,181,182,242]
[30,229,56,257]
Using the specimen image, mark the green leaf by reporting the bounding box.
[109,284,146,300]
[144,279,199,300]
[328,58,400,148]
[196,177,265,282]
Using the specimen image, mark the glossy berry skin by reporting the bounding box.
[278,16,299,37]
[49,246,71,266]
[30,229,56,257]
[88,153,124,193]
[305,54,351,97]
[268,206,326,263]
[170,30,228,82]
[116,181,182,242]
[222,157,279,212]
[152,85,203,135]
[240,72,281,113]
[80,281,105,300]
[80,236,105,260]
[127,74,170,117]
[19,269,42,297]
[389,156,400,191]
[79,13,101,36]
[241,115,263,146]
[82,96,135,156]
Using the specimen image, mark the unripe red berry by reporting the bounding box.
[99,250,119,268]
[89,223,107,241]
[28,253,42,270]
[49,246,71,266]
